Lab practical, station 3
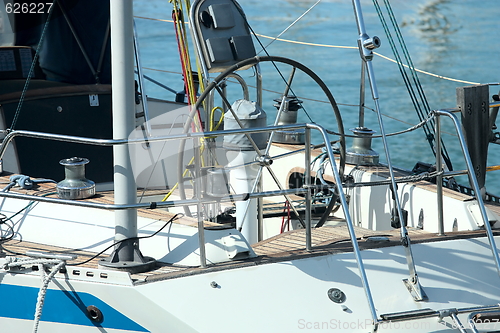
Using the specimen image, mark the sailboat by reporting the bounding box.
[0,0,500,332]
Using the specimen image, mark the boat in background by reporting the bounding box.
[0,0,499,332]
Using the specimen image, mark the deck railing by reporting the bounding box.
[3,110,500,328]
[0,122,379,325]
[433,108,500,277]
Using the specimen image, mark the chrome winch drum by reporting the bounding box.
[345,127,379,166]
[57,157,95,200]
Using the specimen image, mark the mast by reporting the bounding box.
[100,0,155,272]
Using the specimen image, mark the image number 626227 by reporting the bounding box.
[5,2,54,14]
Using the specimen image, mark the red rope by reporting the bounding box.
[280,201,291,233]
[171,9,203,133]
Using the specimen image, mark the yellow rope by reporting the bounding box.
[170,1,194,102]
[254,33,480,85]
[210,106,224,131]
[487,165,500,172]
[372,52,480,85]
[161,144,207,202]
[134,15,175,23]
[161,106,224,201]
[170,0,204,138]
[161,1,206,202]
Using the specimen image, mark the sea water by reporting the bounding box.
[133,0,500,193]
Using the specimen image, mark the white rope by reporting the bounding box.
[4,257,66,333]
[257,0,322,54]
[132,14,483,86]
[6,258,62,268]
[32,260,66,333]
[252,34,481,85]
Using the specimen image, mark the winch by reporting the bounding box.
[272,96,305,144]
[57,157,95,200]
[345,127,379,166]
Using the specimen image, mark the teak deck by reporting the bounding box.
[1,162,500,284]
[3,225,500,285]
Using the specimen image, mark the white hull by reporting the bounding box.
[2,234,500,332]
[1,0,499,332]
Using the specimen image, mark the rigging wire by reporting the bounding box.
[257,0,322,55]
[134,16,471,141]
[134,11,490,87]
[139,63,460,138]
[373,0,453,170]
[134,15,482,86]
[9,0,58,131]
[231,1,316,124]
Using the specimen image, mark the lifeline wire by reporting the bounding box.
[326,110,435,138]
[344,170,444,188]
[257,0,322,54]
[231,0,315,123]
[133,15,482,86]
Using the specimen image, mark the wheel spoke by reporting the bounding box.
[177,56,346,228]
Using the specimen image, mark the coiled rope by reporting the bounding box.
[2,175,56,192]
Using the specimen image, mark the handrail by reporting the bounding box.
[0,186,309,210]
[380,304,500,324]
[468,309,500,333]
[307,122,379,327]
[0,122,379,326]
[0,123,314,161]
[433,109,500,277]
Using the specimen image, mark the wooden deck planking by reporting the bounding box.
[485,202,500,217]
[3,224,500,285]
[252,225,384,256]
[0,173,220,228]
[3,240,106,269]
[2,160,500,283]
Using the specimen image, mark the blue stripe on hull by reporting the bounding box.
[0,284,148,332]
